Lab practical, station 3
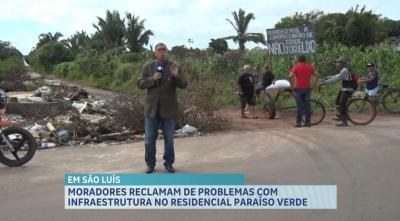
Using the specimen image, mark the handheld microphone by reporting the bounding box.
[156,64,164,86]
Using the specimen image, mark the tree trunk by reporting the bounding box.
[239,41,245,52]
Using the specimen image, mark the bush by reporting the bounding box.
[0,40,22,60]
[28,41,74,73]
[119,52,145,63]
[0,41,25,80]
[53,62,80,80]
[178,76,230,131]
[0,56,26,79]
[209,39,228,54]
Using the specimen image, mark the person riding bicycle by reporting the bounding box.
[360,63,379,106]
[321,58,356,127]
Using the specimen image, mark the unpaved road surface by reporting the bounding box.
[1,113,399,221]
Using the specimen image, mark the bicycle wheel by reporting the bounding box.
[382,90,400,113]
[302,100,326,125]
[347,98,377,125]
[263,101,276,119]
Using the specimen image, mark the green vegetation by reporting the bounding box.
[222,8,266,51]
[275,5,400,47]
[209,39,228,54]
[19,6,400,110]
[0,40,25,80]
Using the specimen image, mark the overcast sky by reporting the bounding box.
[1,0,399,55]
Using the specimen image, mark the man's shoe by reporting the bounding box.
[304,122,311,127]
[294,123,302,128]
[165,165,175,173]
[336,122,348,127]
[145,166,155,174]
[333,117,342,121]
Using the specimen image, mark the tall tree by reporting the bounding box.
[67,31,90,54]
[275,6,390,47]
[275,10,324,28]
[36,32,64,48]
[223,8,266,51]
[125,12,154,52]
[93,10,126,51]
[343,5,382,47]
[0,40,22,59]
[381,19,400,38]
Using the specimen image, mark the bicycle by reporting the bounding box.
[370,82,400,113]
[261,86,326,125]
[316,83,377,125]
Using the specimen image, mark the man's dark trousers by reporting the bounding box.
[338,91,353,123]
[295,88,311,124]
[144,117,175,167]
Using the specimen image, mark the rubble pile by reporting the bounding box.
[5,82,144,149]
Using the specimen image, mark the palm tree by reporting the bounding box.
[68,31,90,54]
[93,10,126,51]
[125,12,154,52]
[223,8,266,51]
[37,32,64,48]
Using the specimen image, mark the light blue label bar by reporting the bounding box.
[64,174,245,186]
[64,185,337,209]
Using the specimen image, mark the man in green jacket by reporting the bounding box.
[137,43,188,173]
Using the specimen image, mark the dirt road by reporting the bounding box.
[0,113,399,221]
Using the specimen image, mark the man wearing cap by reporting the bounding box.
[137,42,188,173]
[255,64,275,96]
[322,58,355,127]
[238,65,258,119]
[361,63,379,105]
[289,55,319,127]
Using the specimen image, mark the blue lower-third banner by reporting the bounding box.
[64,174,337,209]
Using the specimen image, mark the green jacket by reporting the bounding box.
[137,60,188,119]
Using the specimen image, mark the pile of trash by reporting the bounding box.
[5,82,135,149]
[5,81,201,149]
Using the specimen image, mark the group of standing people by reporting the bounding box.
[237,64,275,119]
[237,55,379,128]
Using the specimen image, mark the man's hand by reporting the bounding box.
[153,72,162,81]
[171,63,179,77]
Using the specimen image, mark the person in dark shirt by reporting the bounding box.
[137,42,187,173]
[238,65,258,119]
[256,64,275,96]
[361,63,379,105]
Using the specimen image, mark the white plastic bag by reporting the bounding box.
[265,80,291,92]
[181,124,198,134]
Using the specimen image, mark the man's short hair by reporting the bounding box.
[155,42,167,50]
[243,65,251,71]
[298,55,306,63]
